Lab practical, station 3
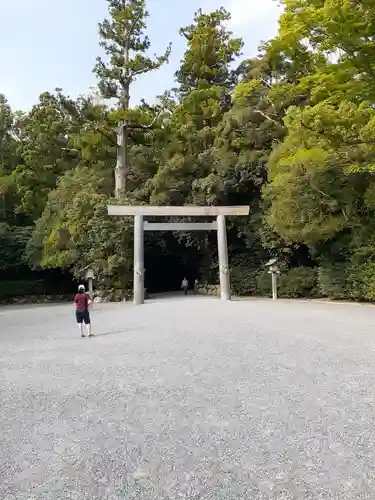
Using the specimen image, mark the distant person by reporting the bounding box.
[194,278,199,295]
[181,277,189,296]
[74,284,92,338]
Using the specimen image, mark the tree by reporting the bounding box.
[0,223,30,272]
[262,0,375,299]
[0,95,20,223]
[0,95,14,173]
[0,97,33,274]
[264,0,375,247]
[27,165,133,291]
[94,0,171,198]
[149,8,243,205]
[6,91,85,221]
[176,8,242,95]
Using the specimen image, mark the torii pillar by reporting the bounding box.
[133,214,144,305]
[217,214,230,301]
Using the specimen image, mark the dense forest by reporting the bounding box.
[2,0,375,302]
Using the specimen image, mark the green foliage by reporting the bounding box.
[94,0,171,102]
[261,0,375,302]
[278,267,318,298]
[256,267,318,299]
[148,8,245,207]
[27,165,133,289]
[317,265,348,300]
[256,269,273,297]
[317,262,375,302]
[0,223,31,271]
[4,91,91,221]
[348,263,375,301]
[0,279,58,300]
[230,265,260,296]
[176,8,242,95]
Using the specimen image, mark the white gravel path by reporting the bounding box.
[1,296,375,499]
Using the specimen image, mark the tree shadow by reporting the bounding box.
[94,328,130,337]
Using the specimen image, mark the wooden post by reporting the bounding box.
[133,214,144,305]
[85,268,95,308]
[217,215,230,300]
[272,273,278,300]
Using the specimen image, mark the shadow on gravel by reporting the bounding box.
[94,327,145,337]
[94,329,127,337]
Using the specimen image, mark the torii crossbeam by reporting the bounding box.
[107,205,250,305]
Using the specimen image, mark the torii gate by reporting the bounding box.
[107,205,250,305]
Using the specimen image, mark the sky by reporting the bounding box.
[0,0,282,111]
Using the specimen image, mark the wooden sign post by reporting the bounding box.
[85,268,95,297]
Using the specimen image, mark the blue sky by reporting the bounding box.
[0,0,282,111]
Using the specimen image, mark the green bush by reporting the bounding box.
[278,267,318,298]
[255,267,318,298]
[0,224,31,272]
[317,264,348,299]
[0,279,51,299]
[256,269,273,297]
[0,294,74,305]
[96,288,131,302]
[316,261,375,302]
[230,265,261,296]
[347,262,375,301]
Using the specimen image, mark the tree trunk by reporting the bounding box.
[115,122,128,199]
[115,37,130,200]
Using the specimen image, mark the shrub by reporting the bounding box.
[255,267,318,299]
[256,269,273,297]
[278,267,318,298]
[347,262,375,301]
[230,262,263,296]
[96,288,132,302]
[0,279,51,300]
[317,264,348,299]
[197,284,220,296]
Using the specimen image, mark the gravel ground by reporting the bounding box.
[1,296,375,499]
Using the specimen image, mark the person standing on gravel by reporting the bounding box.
[73,284,92,338]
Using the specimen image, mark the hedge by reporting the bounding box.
[278,267,318,298]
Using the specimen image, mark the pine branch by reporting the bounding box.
[123,107,163,130]
[125,11,143,45]
[58,93,117,146]
[94,126,117,145]
[254,109,281,126]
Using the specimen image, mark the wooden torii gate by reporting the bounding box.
[107,205,250,305]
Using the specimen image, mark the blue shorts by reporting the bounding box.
[76,310,90,324]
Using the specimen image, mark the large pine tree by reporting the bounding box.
[94,0,171,198]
